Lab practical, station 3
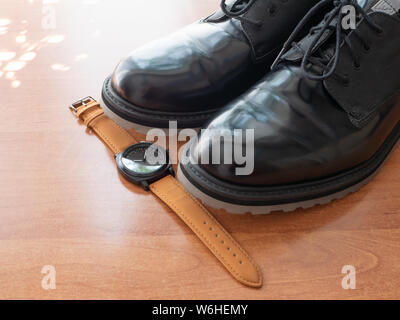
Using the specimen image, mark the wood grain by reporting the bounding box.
[0,0,399,300]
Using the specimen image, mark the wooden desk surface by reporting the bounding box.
[0,0,399,300]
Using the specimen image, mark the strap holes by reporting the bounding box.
[209,227,213,231]
[221,240,225,244]
[233,253,237,257]
[215,234,218,238]
[203,221,206,225]
[239,261,243,264]
[227,247,231,251]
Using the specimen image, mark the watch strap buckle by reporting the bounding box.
[69,96,104,127]
[69,96,96,114]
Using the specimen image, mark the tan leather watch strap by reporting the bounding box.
[70,97,262,288]
[72,98,136,154]
[150,176,262,288]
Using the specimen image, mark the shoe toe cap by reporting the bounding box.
[111,38,196,112]
[187,82,348,187]
[110,22,254,113]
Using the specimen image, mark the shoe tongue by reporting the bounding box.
[281,0,399,64]
[359,0,383,11]
[281,12,341,63]
[367,0,400,14]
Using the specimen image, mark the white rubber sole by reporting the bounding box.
[177,132,400,215]
[177,164,377,214]
[100,97,200,135]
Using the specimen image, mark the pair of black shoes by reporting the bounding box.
[102,0,400,214]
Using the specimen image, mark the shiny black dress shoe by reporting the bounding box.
[102,0,318,129]
[179,0,400,214]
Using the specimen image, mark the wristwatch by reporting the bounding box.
[69,97,262,288]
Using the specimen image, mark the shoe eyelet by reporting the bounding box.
[267,5,278,16]
[363,45,370,53]
[353,63,361,70]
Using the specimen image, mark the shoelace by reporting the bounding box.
[271,0,383,84]
[220,0,286,27]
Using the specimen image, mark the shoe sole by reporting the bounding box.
[100,98,201,135]
[101,75,219,129]
[178,121,400,214]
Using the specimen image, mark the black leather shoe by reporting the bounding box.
[179,0,400,214]
[102,0,318,129]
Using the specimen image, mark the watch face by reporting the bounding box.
[120,143,168,175]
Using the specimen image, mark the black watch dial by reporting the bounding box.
[121,143,166,174]
[116,142,173,190]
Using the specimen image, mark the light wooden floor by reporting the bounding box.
[0,0,399,300]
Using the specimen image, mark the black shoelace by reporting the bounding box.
[271,0,383,84]
[220,0,286,27]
